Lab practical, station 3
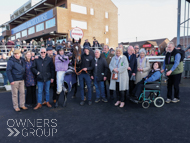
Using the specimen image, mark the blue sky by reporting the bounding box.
[0,0,179,42]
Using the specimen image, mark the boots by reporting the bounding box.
[46,102,52,108]
[54,95,60,108]
[34,103,42,110]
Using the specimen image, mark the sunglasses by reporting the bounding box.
[41,52,46,54]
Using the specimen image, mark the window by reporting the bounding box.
[46,18,55,29]
[106,25,109,32]
[71,4,87,14]
[16,32,21,39]
[22,30,27,37]
[36,23,44,32]
[28,27,35,35]
[90,8,94,15]
[105,12,108,18]
[71,20,87,29]
[106,38,109,44]
[11,36,15,41]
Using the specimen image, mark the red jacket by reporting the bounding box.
[6,41,14,49]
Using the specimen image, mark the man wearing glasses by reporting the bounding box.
[134,44,140,58]
[32,48,55,110]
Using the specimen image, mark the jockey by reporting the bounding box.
[54,45,70,107]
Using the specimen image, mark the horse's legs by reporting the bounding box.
[54,94,60,108]
[63,92,68,107]
[72,83,77,98]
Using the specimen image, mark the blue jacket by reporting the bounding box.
[6,56,25,83]
[144,71,161,83]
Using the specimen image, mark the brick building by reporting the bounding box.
[0,0,118,47]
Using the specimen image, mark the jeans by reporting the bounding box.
[94,76,105,99]
[56,71,66,93]
[37,80,51,104]
[0,71,8,85]
[79,73,92,101]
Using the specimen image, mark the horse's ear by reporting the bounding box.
[78,38,81,44]
[72,38,75,43]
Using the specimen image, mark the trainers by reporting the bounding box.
[95,98,100,103]
[102,98,108,103]
[88,100,92,105]
[172,98,180,103]
[165,98,171,104]
[80,101,85,106]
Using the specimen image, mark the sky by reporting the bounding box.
[0,0,179,43]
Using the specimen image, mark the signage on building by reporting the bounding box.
[70,27,84,40]
[143,44,152,48]
[11,9,54,35]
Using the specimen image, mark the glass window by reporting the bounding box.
[90,8,94,15]
[46,18,55,29]
[28,27,35,35]
[11,36,15,41]
[22,30,27,37]
[36,23,44,32]
[106,25,109,32]
[105,12,108,18]
[16,33,21,39]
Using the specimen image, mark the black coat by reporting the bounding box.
[31,56,55,82]
[46,40,53,47]
[6,56,25,83]
[83,42,91,47]
[123,52,137,78]
[77,53,93,74]
[91,56,108,82]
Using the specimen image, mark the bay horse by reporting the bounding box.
[61,38,84,106]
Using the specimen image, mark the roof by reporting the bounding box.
[121,38,169,47]
[171,36,190,46]
[7,0,63,27]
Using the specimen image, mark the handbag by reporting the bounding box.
[130,75,136,81]
[112,58,121,80]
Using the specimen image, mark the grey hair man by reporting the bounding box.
[162,41,183,104]
[123,45,137,95]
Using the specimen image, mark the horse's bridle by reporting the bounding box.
[72,43,88,75]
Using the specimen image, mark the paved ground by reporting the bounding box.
[0,79,190,143]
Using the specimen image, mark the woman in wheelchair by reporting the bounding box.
[130,62,162,103]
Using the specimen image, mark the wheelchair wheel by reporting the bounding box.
[142,101,150,109]
[154,97,164,108]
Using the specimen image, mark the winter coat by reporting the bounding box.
[6,41,15,49]
[101,52,114,80]
[55,54,70,71]
[91,56,108,82]
[109,55,129,91]
[6,56,25,83]
[77,53,93,74]
[46,40,53,47]
[135,57,150,84]
[31,56,55,82]
[25,60,36,87]
[83,42,91,47]
[123,52,137,78]
[38,41,45,48]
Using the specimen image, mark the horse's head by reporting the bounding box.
[72,38,82,64]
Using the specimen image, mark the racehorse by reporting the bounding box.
[61,39,83,106]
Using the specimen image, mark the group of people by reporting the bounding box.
[5,38,185,112]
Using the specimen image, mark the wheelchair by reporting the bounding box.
[138,76,165,109]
